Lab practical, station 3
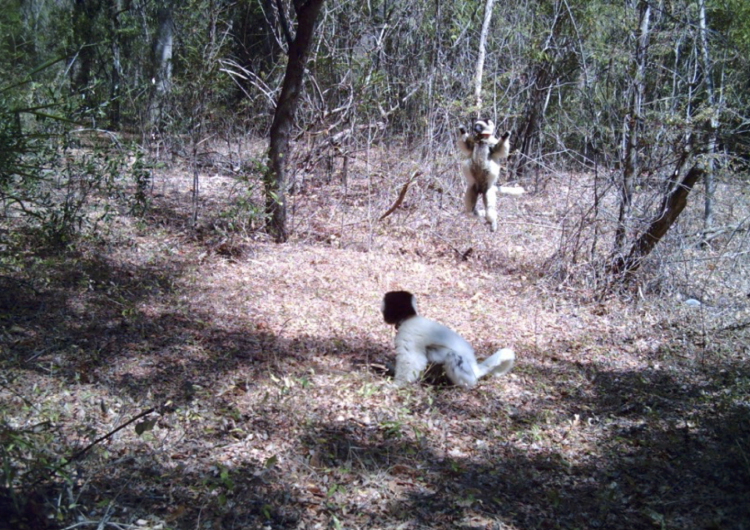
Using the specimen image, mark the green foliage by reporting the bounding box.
[0,403,72,525]
[0,97,26,186]
[708,0,750,56]
[0,73,64,243]
[162,0,240,135]
[215,157,267,235]
[0,62,152,249]
[0,1,23,76]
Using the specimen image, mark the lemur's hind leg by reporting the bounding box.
[482,186,498,232]
[464,184,481,217]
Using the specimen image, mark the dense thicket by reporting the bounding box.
[3,1,747,149]
[2,3,750,529]
[1,0,749,258]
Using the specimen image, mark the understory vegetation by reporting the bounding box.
[1,0,750,529]
[1,141,749,529]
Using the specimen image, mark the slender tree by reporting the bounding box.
[71,0,99,99]
[611,164,705,277]
[613,0,650,255]
[265,0,326,242]
[473,0,495,115]
[698,0,718,233]
[148,0,174,131]
[105,0,124,128]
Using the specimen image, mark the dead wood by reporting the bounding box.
[378,170,421,221]
[612,163,705,277]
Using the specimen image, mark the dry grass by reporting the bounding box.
[1,140,749,529]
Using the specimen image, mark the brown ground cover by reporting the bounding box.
[1,144,749,529]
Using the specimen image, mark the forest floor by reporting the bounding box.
[1,144,750,530]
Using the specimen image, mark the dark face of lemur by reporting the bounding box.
[472,120,496,143]
[381,291,418,326]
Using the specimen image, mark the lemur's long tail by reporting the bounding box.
[497,185,525,196]
[476,348,515,378]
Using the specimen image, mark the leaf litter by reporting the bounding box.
[1,153,749,529]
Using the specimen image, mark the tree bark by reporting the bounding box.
[106,0,124,128]
[473,0,495,115]
[614,0,650,254]
[611,164,704,278]
[148,1,174,130]
[71,0,97,96]
[516,65,549,177]
[698,0,718,233]
[265,0,325,242]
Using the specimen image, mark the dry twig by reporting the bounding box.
[378,170,422,221]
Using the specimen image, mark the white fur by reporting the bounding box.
[393,315,515,387]
[458,122,523,231]
[497,185,525,195]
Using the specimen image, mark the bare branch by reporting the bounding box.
[379,171,422,221]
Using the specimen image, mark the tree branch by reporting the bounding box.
[275,0,294,48]
[30,407,157,488]
[611,164,704,278]
[379,171,421,221]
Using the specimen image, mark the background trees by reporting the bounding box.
[0,0,748,272]
[2,3,749,529]
[265,0,326,242]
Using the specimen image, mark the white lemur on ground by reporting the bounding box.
[458,120,524,232]
[381,291,515,387]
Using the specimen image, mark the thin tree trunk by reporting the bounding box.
[670,34,697,186]
[474,0,495,114]
[71,0,96,96]
[265,0,326,242]
[515,6,561,178]
[698,0,718,233]
[107,0,123,129]
[148,1,174,130]
[516,65,548,177]
[611,164,704,277]
[614,0,650,254]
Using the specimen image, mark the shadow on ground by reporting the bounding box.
[1,232,749,529]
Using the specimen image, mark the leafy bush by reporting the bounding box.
[0,71,145,248]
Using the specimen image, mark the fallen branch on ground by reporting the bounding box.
[379,170,422,221]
